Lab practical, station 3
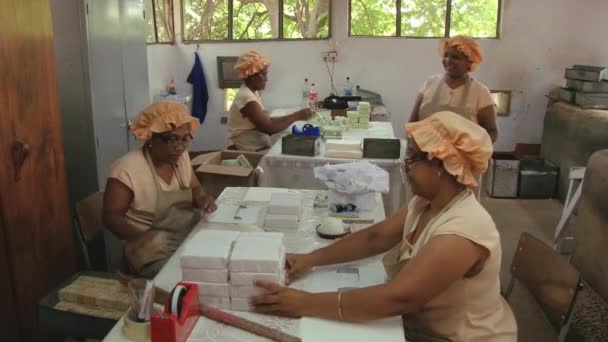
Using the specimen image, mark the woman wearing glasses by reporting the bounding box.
[227,50,313,152]
[102,102,216,277]
[250,112,516,341]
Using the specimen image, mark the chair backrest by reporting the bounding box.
[562,280,608,342]
[75,191,105,243]
[507,232,581,330]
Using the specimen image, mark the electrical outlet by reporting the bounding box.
[322,51,338,63]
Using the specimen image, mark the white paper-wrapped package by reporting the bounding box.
[313,161,389,194]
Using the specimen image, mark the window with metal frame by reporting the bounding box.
[146,0,176,44]
[181,0,331,42]
[349,0,501,38]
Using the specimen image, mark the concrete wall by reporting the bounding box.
[541,102,608,201]
[147,0,608,152]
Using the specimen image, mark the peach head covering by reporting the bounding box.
[406,111,492,187]
[130,102,200,141]
[439,35,483,71]
[234,50,270,80]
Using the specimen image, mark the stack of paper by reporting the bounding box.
[180,230,241,310]
[326,139,363,159]
[265,192,304,229]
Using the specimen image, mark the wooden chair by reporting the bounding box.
[74,191,106,269]
[39,192,123,340]
[561,280,608,342]
[505,232,583,339]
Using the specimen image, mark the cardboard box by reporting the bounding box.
[195,151,264,198]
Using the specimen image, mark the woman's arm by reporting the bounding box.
[241,101,311,135]
[190,171,217,213]
[408,94,423,123]
[477,105,498,143]
[252,234,489,321]
[102,179,143,241]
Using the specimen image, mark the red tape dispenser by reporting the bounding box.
[151,282,199,342]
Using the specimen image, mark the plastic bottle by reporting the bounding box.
[167,78,177,95]
[308,82,318,111]
[302,78,310,107]
[343,77,354,97]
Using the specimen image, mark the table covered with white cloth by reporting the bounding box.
[258,121,408,216]
[103,187,405,342]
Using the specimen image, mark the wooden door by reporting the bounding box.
[0,0,78,341]
[0,220,21,341]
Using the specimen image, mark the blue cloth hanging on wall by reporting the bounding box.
[187,52,209,123]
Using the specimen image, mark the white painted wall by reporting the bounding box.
[148,0,608,152]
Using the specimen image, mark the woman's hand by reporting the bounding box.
[295,108,313,121]
[194,192,217,213]
[285,253,316,284]
[250,281,311,318]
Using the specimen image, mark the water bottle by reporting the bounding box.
[302,78,310,107]
[308,82,318,111]
[344,77,353,97]
[167,78,177,95]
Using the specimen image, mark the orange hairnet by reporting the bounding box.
[405,111,492,187]
[439,36,483,71]
[130,102,200,141]
[234,50,270,80]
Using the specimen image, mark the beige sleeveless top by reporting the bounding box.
[227,84,271,151]
[399,189,517,342]
[108,148,193,232]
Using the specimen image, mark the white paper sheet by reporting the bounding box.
[242,187,292,203]
[301,317,405,342]
[310,266,386,292]
[206,204,264,225]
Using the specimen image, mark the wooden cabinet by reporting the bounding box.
[0,0,78,340]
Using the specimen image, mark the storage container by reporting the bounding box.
[486,153,520,198]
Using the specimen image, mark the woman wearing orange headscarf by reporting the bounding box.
[227,50,313,152]
[250,112,516,341]
[410,36,498,143]
[103,102,217,277]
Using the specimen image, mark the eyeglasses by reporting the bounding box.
[156,133,193,149]
[403,155,427,172]
[251,71,267,79]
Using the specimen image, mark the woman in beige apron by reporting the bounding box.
[227,51,312,152]
[248,112,517,342]
[122,150,201,277]
[103,102,216,278]
[409,36,497,143]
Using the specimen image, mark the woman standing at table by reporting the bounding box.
[409,36,498,143]
[103,102,217,278]
[250,112,517,342]
[227,50,313,152]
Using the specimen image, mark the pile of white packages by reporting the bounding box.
[180,230,285,311]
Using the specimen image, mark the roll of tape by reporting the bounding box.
[169,285,187,318]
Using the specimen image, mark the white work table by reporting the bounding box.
[258,120,408,217]
[103,187,404,342]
